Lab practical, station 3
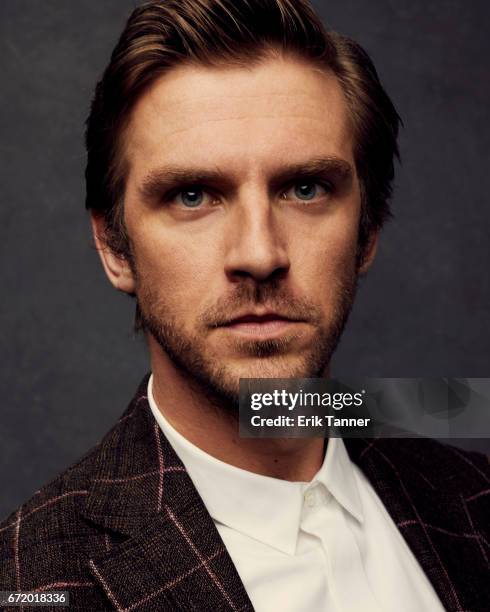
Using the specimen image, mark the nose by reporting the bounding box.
[223,193,290,283]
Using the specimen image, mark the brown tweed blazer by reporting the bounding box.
[1,374,489,611]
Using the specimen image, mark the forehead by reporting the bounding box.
[124,56,354,180]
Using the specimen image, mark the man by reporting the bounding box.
[1,1,488,610]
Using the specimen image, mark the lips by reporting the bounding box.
[225,312,298,326]
[216,310,304,341]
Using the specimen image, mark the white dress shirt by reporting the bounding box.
[148,375,444,612]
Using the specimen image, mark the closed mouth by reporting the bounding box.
[225,313,299,325]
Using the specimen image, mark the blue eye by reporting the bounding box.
[179,189,204,207]
[296,183,317,200]
[283,181,331,202]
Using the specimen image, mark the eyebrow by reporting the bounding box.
[138,156,354,201]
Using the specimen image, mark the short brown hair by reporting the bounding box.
[85,0,400,260]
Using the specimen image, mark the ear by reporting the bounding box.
[358,230,379,275]
[90,212,136,294]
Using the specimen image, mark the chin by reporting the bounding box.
[224,354,327,384]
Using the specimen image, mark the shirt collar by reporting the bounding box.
[148,374,363,556]
[313,430,364,524]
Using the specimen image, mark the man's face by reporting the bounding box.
[111,56,371,403]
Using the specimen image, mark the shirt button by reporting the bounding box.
[304,490,316,507]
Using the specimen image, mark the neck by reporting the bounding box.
[149,339,326,482]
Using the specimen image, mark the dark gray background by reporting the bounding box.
[1,0,489,520]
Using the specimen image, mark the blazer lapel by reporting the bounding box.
[345,437,489,612]
[81,376,254,612]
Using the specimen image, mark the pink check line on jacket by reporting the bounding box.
[154,421,165,512]
[90,547,231,612]
[14,508,21,592]
[0,490,89,534]
[32,581,93,592]
[447,446,490,484]
[397,519,489,546]
[163,503,243,611]
[8,490,90,608]
[117,395,148,423]
[465,488,490,502]
[92,466,185,484]
[459,494,489,566]
[371,444,464,611]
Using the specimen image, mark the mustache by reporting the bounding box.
[198,281,323,328]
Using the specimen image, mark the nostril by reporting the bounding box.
[227,263,289,284]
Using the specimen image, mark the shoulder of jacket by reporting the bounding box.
[389,437,490,493]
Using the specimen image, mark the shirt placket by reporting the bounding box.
[301,483,383,612]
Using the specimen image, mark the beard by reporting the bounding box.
[136,270,358,412]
